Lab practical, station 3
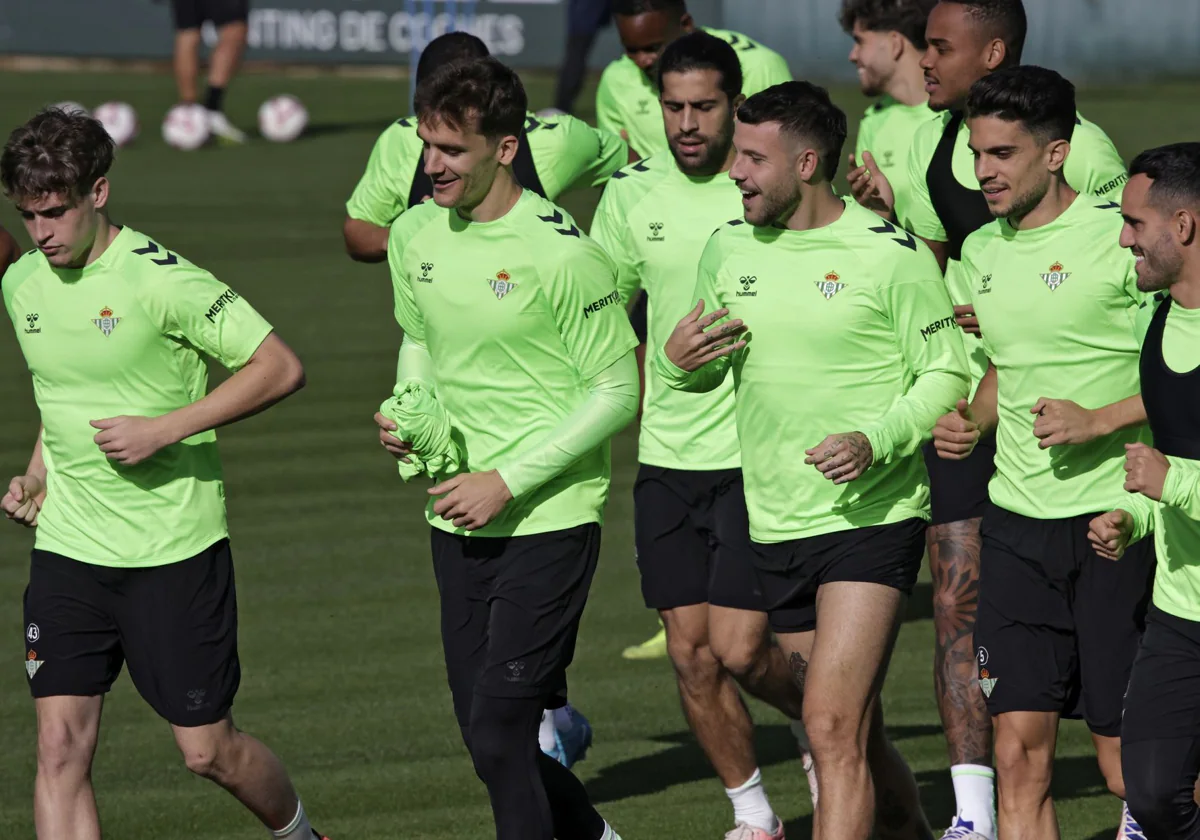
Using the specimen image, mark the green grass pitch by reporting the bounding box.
[0,68,1199,839]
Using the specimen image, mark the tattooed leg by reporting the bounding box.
[928,518,992,768]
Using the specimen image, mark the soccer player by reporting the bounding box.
[343,31,630,263]
[853,5,1128,832]
[1088,143,1200,840]
[930,67,1153,840]
[171,0,250,143]
[595,0,790,158]
[840,0,939,218]
[0,109,324,840]
[657,81,966,840]
[376,57,634,840]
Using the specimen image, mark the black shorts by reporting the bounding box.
[629,290,648,344]
[634,465,763,611]
[975,503,1154,736]
[431,524,599,712]
[751,519,926,635]
[1123,607,1200,743]
[924,439,996,525]
[172,0,249,30]
[23,540,239,727]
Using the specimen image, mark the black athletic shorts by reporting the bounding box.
[629,290,648,344]
[974,503,1154,736]
[172,0,250,30]
[924,438,996,525]
[431,524,599,716]
[23,540,240,727]
[1123,607,1200,743]
[634,465,763,611]
[751,519,926,635]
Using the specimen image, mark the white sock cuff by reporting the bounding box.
[725,767,765,796]
[950,763,996,779]
[272,801,305,838]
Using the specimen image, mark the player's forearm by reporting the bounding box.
[496,351,639,499]
[1163,457,1200,521]
[26,429,46,483]
[396,334,436,390]
[970,363,999,437]
[862,368,970,464]
[652,346,729,393]
[159,333,305,444]
[343,217,389,263]
[1091,394,1147,436]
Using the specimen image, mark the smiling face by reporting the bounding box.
[729,119,806,226]
[968,114,1066,220]
[1121,173,1187,293]
[849,22,899,97]
[15,180,107,268]
[417,113,515,210]
[662,68,739,176]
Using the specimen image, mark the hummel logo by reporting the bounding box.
[977,274,993,295]
[737,275,757,297]
[419,262,434,283]
[647,222,665,242]
[24,313,40,334]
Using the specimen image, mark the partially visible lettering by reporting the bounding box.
[583,290,621,319]
[205,289,241,323]
[1094,173,1128,196]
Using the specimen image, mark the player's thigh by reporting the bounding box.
[924,438,995,527]
[975,504,1076,718]
[634,465,712,610]
[117,540,240,728]
[809,580,905,708]
[430,527,496,726]
[708,468,768,614]
[24,549,123,701]
[1076,523,1154,737]
[480,524,601,700]
[1122,608,1200,746]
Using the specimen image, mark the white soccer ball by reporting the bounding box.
[162,103,211,151]
[258,95,308,143]
[52,101,89,117]
[93,102,139,147]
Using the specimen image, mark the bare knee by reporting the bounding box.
[994,728,1053,800]
[805,702,867,764]
[666,630,721,688]
[179,728,241,782]
[711,633,761,681]
[37,720,95,780]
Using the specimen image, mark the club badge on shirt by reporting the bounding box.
[1040,261,1071,292]
[815,271,846,300]
[92,306,121,337]
[488,270,517,301]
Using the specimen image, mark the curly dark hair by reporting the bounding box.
[1,108,115,202]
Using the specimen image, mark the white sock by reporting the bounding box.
[553,704,575,731]
[725,768,778,832]
[271,801,314,840]
[538,709,558,752]
[951,764,996,838]
[599,822,622,840]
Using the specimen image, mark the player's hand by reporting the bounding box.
[375,412,414,463]
[1124,442,1170,501]
[664,300,747,372]
[933,399,980,460]
[1,474,46,527]
[846,151,895,218]
[1031,398,1102,449]
[954,304,981,337]
[429,470,513,531]
[805,431,874,484]
[619,129,630,143]
[90,416,173,466]
[1088,509,1134,561]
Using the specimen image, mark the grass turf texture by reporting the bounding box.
[0,69,1198,839]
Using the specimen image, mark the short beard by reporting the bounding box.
[671,131,734,177]
[1001,182,1049,222]
[1137,234,1184,293]
[748,182,801,227]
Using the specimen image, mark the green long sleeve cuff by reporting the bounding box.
[496,350,639,500]
[653,346,731,394]
[1118,491,1157,543]
[862,368,971,465]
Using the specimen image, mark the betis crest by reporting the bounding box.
[92,306,121,336]
[488,270,517,300]
[1040,261,1071,291]
[815,271,847,300]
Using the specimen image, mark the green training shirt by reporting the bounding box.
[347,112,628,227]
[654,200,969,542]
[388,190,639,538]
[2,227,274,567]
[963,196,1150,519]
[595,27,791,158]
[1123,303,1200,622]
[590,154,743,470]
[854,96,938,224]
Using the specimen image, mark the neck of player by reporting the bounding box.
[1172,261,1200,310]
[886,58,928,107]
[458,166,523,224]
[73,214,120,269]
[1008,176,1078,232]
[781,184,846,232]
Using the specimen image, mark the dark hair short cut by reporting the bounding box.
[1,108,115,202]
[966,65,1076,144]
[950,0,1027,63]
[657,31,743,101]
[1130,143,1200,212]
[839,0,938,50]
[736,82,848,181]
[414,56,527,140]
[613,0,685,15]
[415,32,490,87]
